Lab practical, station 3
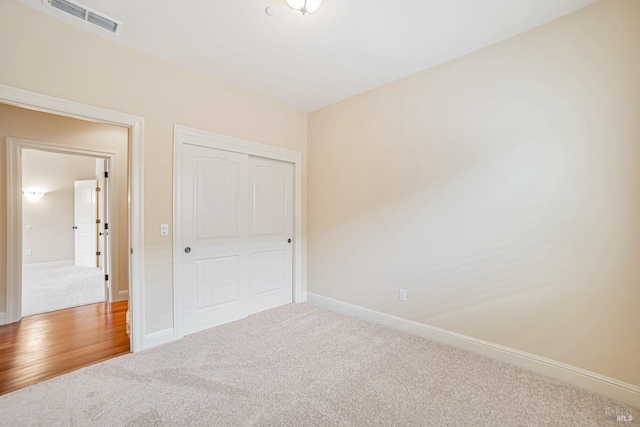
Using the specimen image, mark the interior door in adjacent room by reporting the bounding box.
[74,179,98,268]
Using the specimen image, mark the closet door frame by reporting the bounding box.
[173,125,304,340]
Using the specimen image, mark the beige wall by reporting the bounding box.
[0,103,130,301]
[0,0,308,333]
[308,0,640,386]
[22,149,96,265]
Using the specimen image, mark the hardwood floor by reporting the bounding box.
[0,301,130,395]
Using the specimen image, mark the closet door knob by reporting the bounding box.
[185,247,191,254]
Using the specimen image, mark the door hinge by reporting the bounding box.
[104,171,109,178]
[105,274,109,281]
[96,251,101,256]
[96,219,101,224]
[104,223,109,230]
[96,187,101,192]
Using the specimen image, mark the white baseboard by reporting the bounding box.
[295,291,308,303]
[144,328,175,350]
[109,290,129,304]
[307,292,640,408]
[0,311,6,325]
[23,260,74,270]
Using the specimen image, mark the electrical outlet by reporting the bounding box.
[160,224,169,236]
[398,289,407,301]
[25,249,32,256]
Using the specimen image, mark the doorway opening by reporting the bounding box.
[21,149,114,317]
[0,84,145,353]
[0,102,133,393]
[5,113,129,322]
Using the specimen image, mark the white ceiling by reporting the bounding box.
[17,0,597,112]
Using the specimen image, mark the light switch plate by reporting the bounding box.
[25,225,32,232]
[160,224,169,236]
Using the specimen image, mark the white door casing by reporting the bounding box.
[248,157,293,315]
[6,139,120,323]
[74,180,98,268]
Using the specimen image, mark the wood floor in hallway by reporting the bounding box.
[0,301,130,395]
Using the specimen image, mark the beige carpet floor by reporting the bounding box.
[0,303,636,426]
[22,264,105,317]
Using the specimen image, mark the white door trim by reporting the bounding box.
[173,125,304,339]
[0,84,146,353]
[9,139,117,301]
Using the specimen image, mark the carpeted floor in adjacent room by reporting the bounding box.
[22,264,105,317]
[0,303,636,426]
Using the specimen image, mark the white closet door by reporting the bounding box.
[177,145,249,337]
[248,157,293,314]
[74,180,98,268]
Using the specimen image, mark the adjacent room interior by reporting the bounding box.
[22,149,106,317]
[0,0,638,424]
[0,103,131,395]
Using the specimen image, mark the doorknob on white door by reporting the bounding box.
[185,247,191,254]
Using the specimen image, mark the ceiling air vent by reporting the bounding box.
[87,12,119,33]
[50,0,86,19]
[42,0,123,35]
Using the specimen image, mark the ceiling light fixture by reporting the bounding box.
[23,190,46,201]
[284,0,322,15]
